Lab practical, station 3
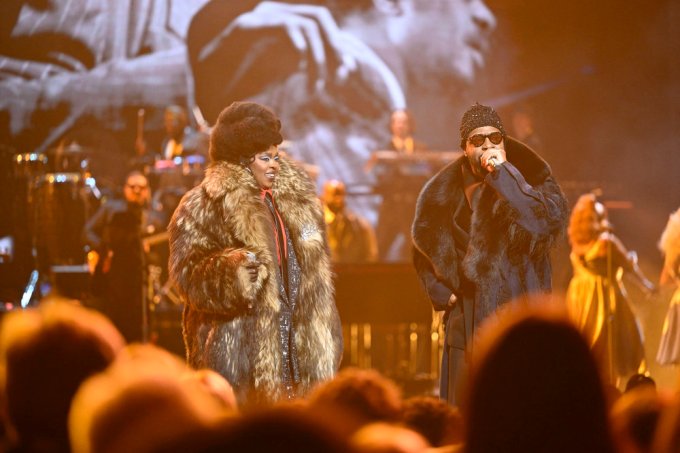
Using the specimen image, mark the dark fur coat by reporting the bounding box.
[412,137,568,404]
[412,137,568,348]
[168,158,342,405]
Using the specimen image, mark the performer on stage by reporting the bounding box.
[656,207,680,366]
[412,103,568,405]
[168,102,342,406]
[376,109,430,261]
[566,193,656,385]
[83,171,163,342]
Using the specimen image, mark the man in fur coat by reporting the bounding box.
[411,103,568,405]
[168,102,342,406]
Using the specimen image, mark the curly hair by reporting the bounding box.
[209,101,283,164]
[567,193,607,249]
[307,368,402,426]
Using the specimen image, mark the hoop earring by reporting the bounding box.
[240,158,253,174]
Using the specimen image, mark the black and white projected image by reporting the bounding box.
[1,0,678,259]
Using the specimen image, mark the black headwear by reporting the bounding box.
[459,103,506,149]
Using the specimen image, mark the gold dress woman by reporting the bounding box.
[566,194,655,384]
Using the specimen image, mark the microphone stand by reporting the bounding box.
[605,231,615,386]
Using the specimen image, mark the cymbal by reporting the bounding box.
[47,143,93,154]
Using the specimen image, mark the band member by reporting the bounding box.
[376,109,430,261]
[83,171,162,342]
[168,102,342,406]
[321,179,377,264]
[412,103,568,405]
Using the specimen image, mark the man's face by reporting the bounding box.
[124,174,150,206]
[390,110,412,138]
[322,181,346,214]
[392,0,496,84]
[465,126,505,179]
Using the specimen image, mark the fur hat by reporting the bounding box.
[209,102,283,164]
[459,103,506,149]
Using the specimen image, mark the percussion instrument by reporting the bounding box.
[45,143,91,173]
[32,173,97,267]
[13,152,47,180]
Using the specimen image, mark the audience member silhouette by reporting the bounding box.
[651,374,680,453]
[462,303,616,453]
[350,422,430,453]
[0,297,125,453]
[611,387,665,453]
[401,395,463,448]
[625,373,657,394]
[154,405,351,453]
[306,367,403,436]
[68,344,234,453]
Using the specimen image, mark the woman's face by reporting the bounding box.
[248,145,280,189]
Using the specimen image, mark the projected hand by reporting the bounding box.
[201,1,403,107]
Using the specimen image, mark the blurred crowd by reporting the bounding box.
[1,296,679,453]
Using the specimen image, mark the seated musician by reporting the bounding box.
[134,104,209,168]
[375,109,429,262]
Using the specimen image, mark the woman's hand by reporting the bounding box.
[242,251,260,283]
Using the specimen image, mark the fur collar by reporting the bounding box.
[412,137,553,285]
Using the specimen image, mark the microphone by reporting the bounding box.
[486,157,499,171]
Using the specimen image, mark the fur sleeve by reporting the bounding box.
[489,168,568,259]
[168,189,266,315]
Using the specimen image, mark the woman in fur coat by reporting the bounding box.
[168,102,342,406]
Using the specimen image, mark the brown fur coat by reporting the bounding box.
[168,158,342,405]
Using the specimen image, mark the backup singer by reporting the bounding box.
[168,102,342,406]
[566,193,656,384]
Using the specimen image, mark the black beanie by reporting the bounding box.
[209,101,283,164]
[459,103,506,149]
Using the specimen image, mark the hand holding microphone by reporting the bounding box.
[482,150,505,173]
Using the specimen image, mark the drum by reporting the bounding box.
[33,173,96,267]
[45,143,91,173]
[13,152,47,180]
[12,153,48,250]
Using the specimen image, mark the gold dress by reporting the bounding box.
[656,208,680,365]
[657,285,680,365]
[567,235,646,383]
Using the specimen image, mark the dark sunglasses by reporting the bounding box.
[467,132,503,147]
